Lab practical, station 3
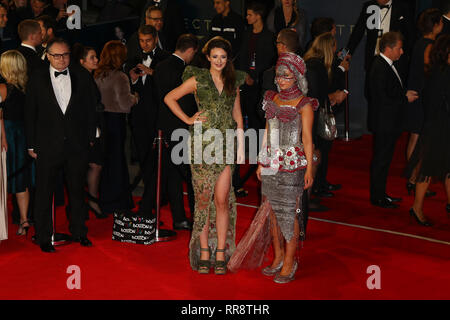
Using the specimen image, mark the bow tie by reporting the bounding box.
[142,51,154,60]
[378,4,390,9]
[54,70,68,77]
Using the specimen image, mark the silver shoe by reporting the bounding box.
[261,260,283,276]
[273,261,298,284]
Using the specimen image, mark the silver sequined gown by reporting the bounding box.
[227,90,318,272]
[259,92,310,242]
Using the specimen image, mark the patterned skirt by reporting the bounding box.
[189,163,237,270]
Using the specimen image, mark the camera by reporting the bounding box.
[338,48,350,61]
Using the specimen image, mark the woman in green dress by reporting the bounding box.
[165,37,246,275]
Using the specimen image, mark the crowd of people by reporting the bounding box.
[0,0,448,285]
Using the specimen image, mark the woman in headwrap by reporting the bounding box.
[228,52,318,283]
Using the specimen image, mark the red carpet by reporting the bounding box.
[1,134,449,300]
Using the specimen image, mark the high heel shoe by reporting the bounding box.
[86,193,108,219]
[273,261,298,284]
[198,248,211,274]
[16,220,30,236]
[409,208,432,227]
[214,248,227,275]
[406,182,437,197]
[261,260,284,276]
[87,203,108,219]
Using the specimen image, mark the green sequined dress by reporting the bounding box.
[181,66,247,270]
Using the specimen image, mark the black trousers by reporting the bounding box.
[370,131,401,201]
[34,149,88,245]
[241,83,265,133]
[314,136,334,190]
[139,135,195,222]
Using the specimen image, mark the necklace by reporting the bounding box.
[278,84,302,101]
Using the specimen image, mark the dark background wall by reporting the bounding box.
[3,0,439,137]
[178,0,426,137]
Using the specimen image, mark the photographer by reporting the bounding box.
[127,24,170,217]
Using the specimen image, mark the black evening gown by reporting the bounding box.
[405,37,434,133]
[405,65,450,182]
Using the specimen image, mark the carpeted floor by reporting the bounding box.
[0,134,449,300]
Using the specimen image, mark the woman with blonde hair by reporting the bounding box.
[0,49,34,237]
[304,32,347,199]
[94,40,138,215]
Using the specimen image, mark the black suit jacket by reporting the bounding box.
[154,54,197,135]
[368,55,407,133]
[141,0,186,53]
[238,27,276,84]
[16,45,46,76]
[347,0,415,72]
[128,47,171,133]
[441,16,450,36]
[24,65,97,159]
[126,30,168,68]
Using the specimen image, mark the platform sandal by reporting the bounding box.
[214,248,227,275]
[198,248,211,274]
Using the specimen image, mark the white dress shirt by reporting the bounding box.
[380,52,402,87]
[50,65,71,114]
[375,0,393,55]
[132,48,157,85]
[141,52,153,85]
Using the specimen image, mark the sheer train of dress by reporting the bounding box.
[227,200,272,272]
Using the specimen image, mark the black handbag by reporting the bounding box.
[317,100,338,141]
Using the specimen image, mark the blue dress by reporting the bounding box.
[1,84,35,193]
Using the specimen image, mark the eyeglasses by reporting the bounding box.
[48,52,70,60]
[275,40,285,45]
[275,75,295,81]
[147,17,163,21]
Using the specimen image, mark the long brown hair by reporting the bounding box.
[303,32,335,80]
[428,34,450,74]
[94,40,127,79]
[202,36,236,96]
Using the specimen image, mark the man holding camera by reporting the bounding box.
[128,24,170,217]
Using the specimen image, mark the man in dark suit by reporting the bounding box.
[440,0,450,35]
[127,24,170,217]
[368,32,418,209]
[153,34,198,230]
[35,15,56,62]
[140,0,186,52]
[127,5,167,64]
[346,0,415,80]
[25,38,97,252]
[11,20,45,225]
[16,19,45,75]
